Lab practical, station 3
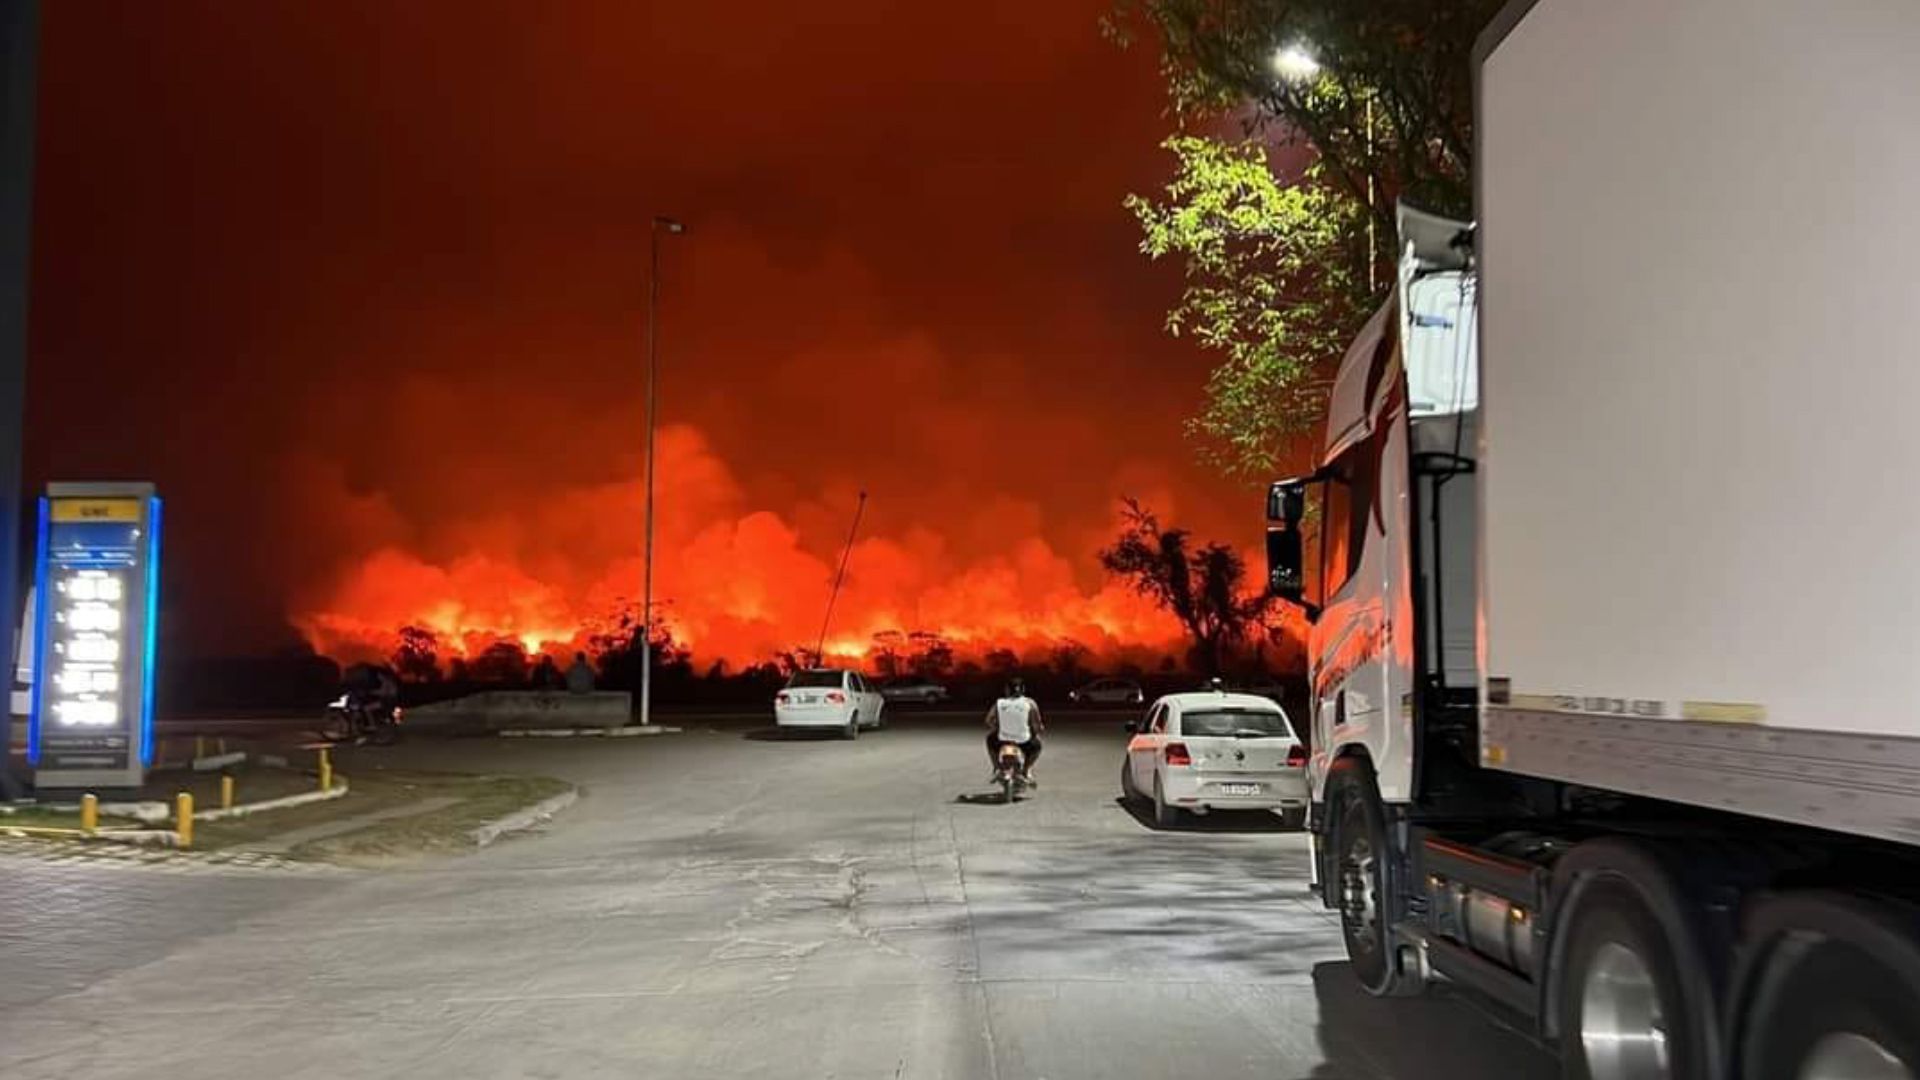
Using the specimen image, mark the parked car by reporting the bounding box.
[1118,689,1307,828]
[878,678,949,705]
[774,668,885,739]
[1067,677,1144,706]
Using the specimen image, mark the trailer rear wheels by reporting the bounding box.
[1740,933,1919,1080]
[1558,880,1694,1080]
[1327,757,1419,997]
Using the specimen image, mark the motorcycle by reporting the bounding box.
[322,693,403,746]
[994,741,1031,804]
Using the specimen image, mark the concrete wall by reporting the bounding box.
[406,691,632,733]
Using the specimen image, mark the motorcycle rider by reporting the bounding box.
[985,678,1043,785]
[339,661,401,731]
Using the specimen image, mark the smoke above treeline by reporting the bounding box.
[25,1,1261,669]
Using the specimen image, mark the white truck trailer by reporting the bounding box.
[1262,1,1920,1077]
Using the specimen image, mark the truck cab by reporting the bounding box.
[1267,205,1483,825]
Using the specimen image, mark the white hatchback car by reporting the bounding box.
[774,668,885,739]
[1119,690,1308,827]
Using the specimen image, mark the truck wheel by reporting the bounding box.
[1558,880,1695,1080]
[1327,756,1419,997]
[1741,938,1919,1080]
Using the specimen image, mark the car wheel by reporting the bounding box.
[844,714,860,740]
[1120,758,1138,802]
[1152,774,1181,828]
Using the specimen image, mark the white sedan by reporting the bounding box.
[1119,690,1308,827]
[774,668,885,739]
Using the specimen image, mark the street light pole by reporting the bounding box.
[640,215,684,729]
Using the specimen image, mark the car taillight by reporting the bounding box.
[1164,742,1192,766]
[1286,744,1307,767]
[826,691,846,704]
[776,692,790,705]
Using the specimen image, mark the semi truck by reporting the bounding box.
[1262,1,1920,1077]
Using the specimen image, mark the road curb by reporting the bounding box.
[469,786,579,848]
[193,780,350,822]
[498,725,683,739]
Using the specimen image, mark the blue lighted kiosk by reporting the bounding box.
[27,482,162,791]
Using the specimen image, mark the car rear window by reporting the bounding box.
[1181,709,1293,738]
[786,671,845,689]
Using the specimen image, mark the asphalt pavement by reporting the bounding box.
[0,710,1556,1079]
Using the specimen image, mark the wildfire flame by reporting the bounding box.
[294,424,1189,670]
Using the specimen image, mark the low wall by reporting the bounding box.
[406,691,632,733]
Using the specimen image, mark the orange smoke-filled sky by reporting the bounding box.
[25,1,1255,666]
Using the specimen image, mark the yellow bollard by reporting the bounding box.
[317,746,332,792]
[221,774,235,811]
[176,792,194,850]
[80,794,98,836]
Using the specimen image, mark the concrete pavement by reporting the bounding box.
[0,714,1555,1078]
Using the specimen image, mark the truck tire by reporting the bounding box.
[1736,895,1920,1080]
[1557,880,1698,1080]
[1741,937,1918,1080]
[1326,756,1419,997]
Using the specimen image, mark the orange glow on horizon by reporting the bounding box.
[293,425,1194,673]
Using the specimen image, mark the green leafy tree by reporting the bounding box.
[1109,0,1498,224]
[1112,0,1500,478]
[1100,498,1271,675]
[1127,135,1370,478]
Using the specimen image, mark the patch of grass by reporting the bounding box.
[133,764,321,808]
[295,773,574,866]
[6,767,573,865]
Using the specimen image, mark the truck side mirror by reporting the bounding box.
[1266,478,1320,620]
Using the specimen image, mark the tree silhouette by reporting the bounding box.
[1100,498,1272,675]
[869,631,908,680]
[907,631,955,679]
[1050,640,1091,681]
[469,640,531,686]
[391,625,442,683]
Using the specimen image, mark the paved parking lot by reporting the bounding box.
[0,712,1555,1078]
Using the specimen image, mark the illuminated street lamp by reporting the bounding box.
[1271,38,1381,292]
[1271,43,1322,83]
[641,215,685,730]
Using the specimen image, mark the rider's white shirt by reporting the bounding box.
[994,696,1037,742]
